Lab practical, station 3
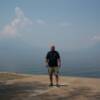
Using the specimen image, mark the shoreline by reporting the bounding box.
[0,72,100,79]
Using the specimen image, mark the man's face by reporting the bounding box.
[51,46,55,51]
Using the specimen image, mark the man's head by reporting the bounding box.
[51,45,55,51]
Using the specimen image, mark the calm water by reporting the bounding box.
[0,66,100,78]
[61,70,100,78]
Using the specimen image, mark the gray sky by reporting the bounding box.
[0,0,100,69]
[0,0,99,50]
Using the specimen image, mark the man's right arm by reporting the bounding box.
[45,52,49,67]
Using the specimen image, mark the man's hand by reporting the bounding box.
[45,62,49,68]
[58,64,61,68]
[45,59,49,68]
[58,59,61,68]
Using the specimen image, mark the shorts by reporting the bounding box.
[48,67,59,75]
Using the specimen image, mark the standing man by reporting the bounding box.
[45,45,61,86]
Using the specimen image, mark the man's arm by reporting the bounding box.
[57,51,61,67]
[45,52,49,67]
[45,58,48,66]
[58,58,61,67]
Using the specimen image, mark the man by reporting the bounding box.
[45,45,61,86]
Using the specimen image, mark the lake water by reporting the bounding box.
[61,70,100,78]
[0,66,100,78]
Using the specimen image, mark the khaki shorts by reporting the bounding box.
[48,67,59,75]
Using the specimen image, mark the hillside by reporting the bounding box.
[0,72,100,100]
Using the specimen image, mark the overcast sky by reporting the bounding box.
[0,0,100,51]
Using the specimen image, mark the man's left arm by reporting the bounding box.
[57,52,61,67]
[58,58,61,67]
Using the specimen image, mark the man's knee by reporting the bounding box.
[49,73,53,76]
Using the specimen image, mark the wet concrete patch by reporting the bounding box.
[30,86,100,100]
[0,81,49,100]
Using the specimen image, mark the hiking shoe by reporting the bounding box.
[49,83,53,86]
[56,84,60,87]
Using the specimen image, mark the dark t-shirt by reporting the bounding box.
[46,51,60,67]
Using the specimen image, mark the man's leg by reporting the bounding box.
[48,67,53,86]
[49,73,53,86]
[55,67,60,86]
[55,74,59,85]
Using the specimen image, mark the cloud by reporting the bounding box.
[0,7,32,37]
[36,19,46,25]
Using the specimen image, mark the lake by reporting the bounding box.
[0,66,100,78]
